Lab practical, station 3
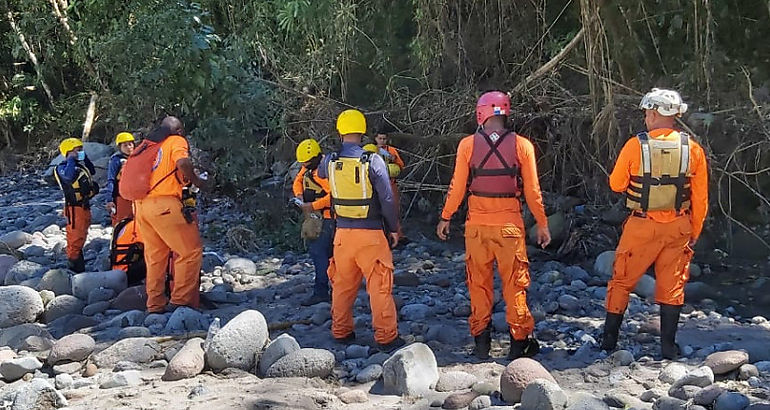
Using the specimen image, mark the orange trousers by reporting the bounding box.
[465,224,534,341]
[606,215,693,313]
[328,228,398,344]
[111,196,134,226]
[135,196,202,312]
[391,180,404,239]
[65,205,90,260]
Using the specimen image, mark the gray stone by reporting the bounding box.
[603,392,644,409]
[143,313,169,328]
[345,344,370,359]
[558,294,580,311]
[653,397,688,410]
[365,352,391,367]
[118,326,151,339]
[82,301,110,316]
[400,303,432,321]
[0,323,53,350]
[442,391,480,409]
[9,378,67,409]
[382,343,439,396]
[567,392,610,410]
[668,385,702,400]
[610,350,634,366]
[163,338,205,381]
[425,324,463,345]
[113,361,141,372]
[54,373,73,390]
[224,258,257,276]
[469,395,492,410]
[52,362,83,375]
[73,378,96,389]
[704,350,749,375]
[0,356,43,381]
[43,295,85,323]
[0,254,19,284]
[46,314,98,339]
[164,307,208,333]
[640,390,663,403]
[594,251,615,278]
[0,286,44,328]
[714,392,750,410]
[206,310,268,371]
[521,379,568,410]
[4,260,46,285]
[0,230,33,249]
[738,364,759,380]
[355,364,383,383]
[257,333,300,376]
[71,270,127,300]
[659,363,688,384]
[634,275,656,298]
[672,366,714,388]
[99,370,143,389]
[501,357,557,403]
[264,348,335,378]
[436,370,478,392]
[685,282,716,303]
[91,337,161,368]
[48,334,96,365]
[39,290,55,307]
[37,269,73,296]
[110,285,147,311]
[87,287,115,304]
[694,385,724,406]
[338,389,369,404]
[755,361,770,375]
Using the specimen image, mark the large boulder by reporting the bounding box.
[382,343,439,396]
[0,285,44,328]
[8,378,68,409]
[43,295,86,323]
[4,260,47,286]
[91,337,161,368]
[162,338,205,381]
[0,230,33,250]
[0,254,18,284]
[0,356,43,381]
[37,269,73,296]
[206,310,268,371]
[672,366,715,389]
[501,358,557,403]
[0,324,53,350]
[704,351,750,375]
[47,334,96,365]
[521,379,568,410]
[71,270,127,300]
[223,258,257,276]
[258,333,300,376]
[263,348,335,378]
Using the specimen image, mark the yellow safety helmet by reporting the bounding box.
[59,138,83,157]
[115,132,135,145]
[336,109,366,136]
[296,139,322,163]
[362,144,377,153]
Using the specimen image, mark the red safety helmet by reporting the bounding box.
[476,91,511,125]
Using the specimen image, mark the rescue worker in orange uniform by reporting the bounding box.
[318,109,405,352]
[292,139,334,306]
[602,88,708,359]
[133,117,208,313]
[55,138,99,273]
[105,132,136,226]
[375,131,407,242]
[437,91,551,360]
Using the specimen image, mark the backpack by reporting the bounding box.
[118,139,176,200]
[110,217,146,287]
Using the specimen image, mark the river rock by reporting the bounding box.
[99,370,143,389]
[567,392,610,410]
[164,307,208,333]
[469,395,492,410]
[382,343,439,396]
[501,358,557,403]
[714,392,750,410]
[82,301,110,316]
[163,338,205,381]
[37,269,72,296]
[594,251,615,278]
[436,370,478,392]
[634,275,656,298]
[521,379,568,410]
[0,230,33,249]
[52,362,83,375]
[54,373,74,390]
[4,261,46,286]
[338,389,369,404]
[110,286,147,311]
[558,294,580,311]
[87,287,115,304]
[738,364,759,380]
[653,397,689,410]
[694,385,724,406]
[91,337,161,368]
[0,356,43,381]
[704,350,749,375]
[206,310,268,371]
[224,258,257,276]
[442,391,480,409]
[264,348,335,378]
[668,385,702,400]
[8,378,67,409]
[71,270,127,300]
[46,314,98,338]
[48,334,96,365]
[609,350,634,366]
[659,363,688,384]
[400,303,431,321]
[0,285,44,328]
[0,323,53,350]
[258,333,300,376]
[355,364,383,383]
[672,366,714,388]
[43,295,85,323]
[0,254,18,283]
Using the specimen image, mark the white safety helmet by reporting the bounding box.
[639,88,688,117]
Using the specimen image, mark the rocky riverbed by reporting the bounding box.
[0,159,769,409]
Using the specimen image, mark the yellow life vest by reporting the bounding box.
[626,131,692,213]
[54,163,98,207]
[328,152,377,219]
[302,169,327,203]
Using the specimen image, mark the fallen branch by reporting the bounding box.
[513,28,585,94]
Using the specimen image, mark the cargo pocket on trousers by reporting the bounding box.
[327,258,337,287]
[678,245,694,286]
[612,250,630,282]
[513,249,531,289]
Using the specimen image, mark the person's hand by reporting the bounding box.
[194,175,213,192]
[389,232,399,249]
[437,219,450,241]
[299,202,314,213]
[537,225,552,248]
[106,202,116,215]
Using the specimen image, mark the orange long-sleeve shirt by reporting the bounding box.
[292,165,332,218]
[382,145,405,169]
[441,133,548,228]
[609,128,709,240]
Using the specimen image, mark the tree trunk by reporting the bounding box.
[81,92,98,141]
[6,11,55,107]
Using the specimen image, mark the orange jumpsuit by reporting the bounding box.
[134,135,203,312]
[381,145,406,239]
[65,206,91,261]
[292,166,332,219]
[606,128,709,313]
[441,133,548,340]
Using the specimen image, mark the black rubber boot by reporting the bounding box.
[600,311,625,351]
[334,332,356,344]
[472,326,492,359]
[377,337,406,353]
[508,336,540,360]
[660,304,683,360]
[301,292,331,306]
[68,253,86,273]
